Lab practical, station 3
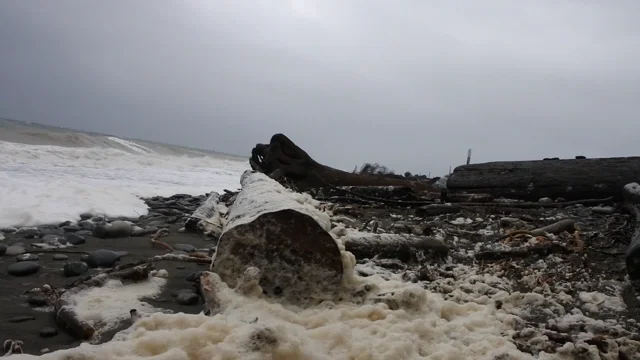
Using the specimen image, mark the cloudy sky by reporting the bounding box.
[1,1,638,175]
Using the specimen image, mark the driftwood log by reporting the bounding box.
[447,157,640,201]
[54,299,95,340]
[211,171,344,304]
[343,233,448,262]
[250,134,438,194]
[623,183,640,280]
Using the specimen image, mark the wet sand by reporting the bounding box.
[0,224,214,356]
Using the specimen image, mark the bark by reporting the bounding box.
[623,182,640,280]
[54,298,95,340]
[251,134,438,193]
[211,171,344,304]
[343,232,448,262]
[446,157,640,201]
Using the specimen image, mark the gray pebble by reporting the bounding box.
[63,225,81,232]
[6,245,26,256]
[39,327,58,338]
[174,244,196,253]
[77,220,94,231]
[41,234,60,243]
[17,227,40,239]
[8,261,40,276]
[66,233,86,245]
[39,228,63,237]
[52,254,69,261]
[86,249,121,268]
[0,244,7,256]
[16,253,39,262]
[176,292,200,306]
[9,315,36,323]
[63,261,89,277]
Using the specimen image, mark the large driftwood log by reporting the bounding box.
[343,232,448,262]
[447,157,640,201]
[623,183,640,280]
[251,134,438,193]
[211,171,344,304]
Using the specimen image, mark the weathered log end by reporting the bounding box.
[55,298,95,340]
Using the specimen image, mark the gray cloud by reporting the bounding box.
[1,0,639,175]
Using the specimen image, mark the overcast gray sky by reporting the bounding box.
[1,1,639,175]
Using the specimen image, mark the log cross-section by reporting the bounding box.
[211,171,344,304]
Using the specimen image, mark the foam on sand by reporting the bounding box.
[0,140,248,228]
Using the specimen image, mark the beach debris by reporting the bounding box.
[623,182,640,280]
[184,191,227,238]
[2,339,23,356]
[211,171,344,304]
[54,298,95,340]
[342,231,448,262]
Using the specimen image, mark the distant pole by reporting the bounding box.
[466,148,472,165]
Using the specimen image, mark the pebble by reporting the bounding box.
[6,245,26,256]
[41,234,61,243]
[131,226,158,237]
[79,212,94,220]
[185,271,203,282]
[52,254,69,261]
[77,220,94,231]
[174,244,196,253]
[27,296,49,307]
[66,233,86,245]
[17,227,40,239]
[39,228,63,237]
[538,197,554,203]
[1,227,17,233]
[76,230,92,237]
[8,261,40,276]
[108,221,134,237]
[8,315,36,323]
[0,244,7,256]
[92,225,109,239]
[64,261,89,277]
[86,249,121,268]
[63,225,81,232]
[16,253,39,262]
[176,292,200,306]
[39,327,58,338]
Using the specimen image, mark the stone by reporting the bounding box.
[92,225,109,239]
[8,315,36,323]
[0,244,6,256]
[176,292,199,306]
[174,244,196,253]
[77,220,94,231]
[1,227,17,233]
[52,254,69,261]
[80,254,89,262]
[538,197,554,203]
[108,220,134,237]
[39,327,58,338]
[79,212,94,220]
[131,226,158,237]
[17,227,40,239]
[16,253,39,262]
[41,234,60,243]
[38,228,63,237]
[5,245,25,256]
[58,221,72,227]
[27,296,49,307]
[76,230,92,237]
[65,233,86,245]
[8,261,40,276]
[63,225,81,232]
[63,261,88,277]
[86,249,121,268]
[185,271,203,282]
[91,216,105,223]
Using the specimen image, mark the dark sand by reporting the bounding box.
[0,224,214,356]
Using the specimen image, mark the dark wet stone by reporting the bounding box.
[176,292,199,306]
[80,254,89,262]
[92,225,109,239]
[52,254,69,261]
[77,220,94,231]
[185,271,203,282]
[174,244,196,253]
[63,225,81,232]
[115,251,128,258]
[108,221,133,237]
[9,315,36,323]
[27,296,49,307]
[66,233,86,245]
[39,327,58,338]
[16,253,39,262]
[76,230,92,237]
[63,261,88,277]
[58,221,72,227]
[39,228,63,237]
[79,212,94,220]
[8,261,40,276]
[41,234,60,243]
[86,249,121,268]
[6,245,26,256]
[0,244,6,256]
[1,227,17,233]
[17,227,40,239]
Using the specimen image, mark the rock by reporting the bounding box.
[538,197,554,203]
[8,315,36,323]
[92,221,133,239]
[39,327,58,338]
[17,227,40,239]
[131,226,158,237]
[41,234,60,243]
[144,220,170,229]
[80,254,89,262]
[0,244,7,256]
[176,292,199,306]
[86,249,121,268]
[79,212,94,220]
[91,216,105,223]
[1,227,17,233]
[77,220,94,231]
[16,253,39,262]
[27,296,49,307]
[63,225,81,232]
[185,271,203,282]
[8,261,40,276]
[63,261,89,277]
[65,233,86,245]
[76,230,92,237]
[38,227,63,237]
[5,245,26,256]
[92,225,109,239]
[52,254,69,261]
[58,221,72,227]
[174,244,196,253]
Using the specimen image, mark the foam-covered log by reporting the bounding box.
[185,192,225,237]
[55,298,95,340]
[251,134,438,193]
[343,232,448,262]
[211,171,344,304]
[623,183,640,280]
[447,157,640,201]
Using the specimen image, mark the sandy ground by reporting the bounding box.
[0,224,214,355]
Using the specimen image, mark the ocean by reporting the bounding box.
[0,118,249,229]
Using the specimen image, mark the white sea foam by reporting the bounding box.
[0,140,249,228]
